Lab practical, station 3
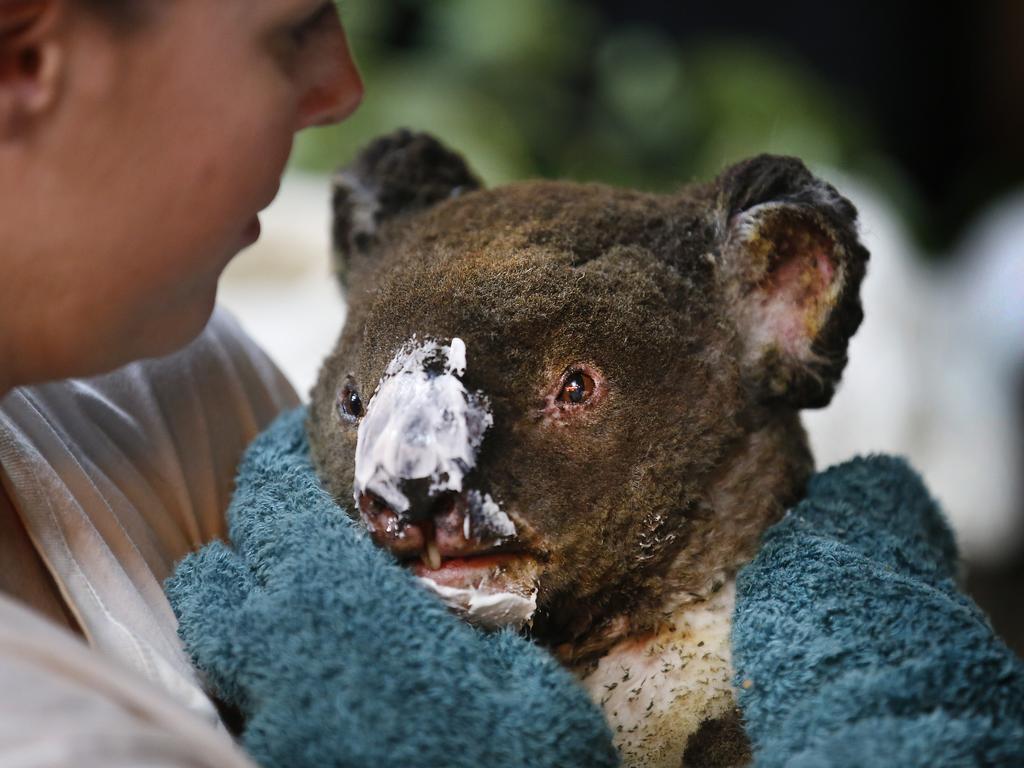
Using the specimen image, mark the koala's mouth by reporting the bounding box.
[357,490,541,628]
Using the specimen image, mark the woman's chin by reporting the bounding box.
[126,282,221,364]
[39,249,229,383]
[174,284,220,345]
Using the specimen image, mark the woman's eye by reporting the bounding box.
[290,2,335,46]
[337,381,364,422]
[557,370,595,405]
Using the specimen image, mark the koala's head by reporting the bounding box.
[309,130,867,662]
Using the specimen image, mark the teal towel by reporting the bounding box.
[165,407,618,768]
[733,455,1024,767]
[167,406,1024,767]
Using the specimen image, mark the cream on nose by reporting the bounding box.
[352,337,492,519]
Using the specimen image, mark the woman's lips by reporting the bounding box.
[240,215,261,247]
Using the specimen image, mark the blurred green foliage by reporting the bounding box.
[295,0,895,200]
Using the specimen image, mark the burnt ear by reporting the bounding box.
[715,154,869,409]
[331,129,482,287]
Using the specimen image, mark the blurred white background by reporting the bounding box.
[219,173,346,402]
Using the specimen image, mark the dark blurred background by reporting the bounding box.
[296,0,1024,256]
[282,0,1024,649]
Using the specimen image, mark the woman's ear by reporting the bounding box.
[713,155,869,409]
[0,0,65,139]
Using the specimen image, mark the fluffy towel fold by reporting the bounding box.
[733,455,1024,767]
[165,408,618,768]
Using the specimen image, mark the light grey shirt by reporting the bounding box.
[0,307,298,765]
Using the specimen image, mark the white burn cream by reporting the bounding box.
[355,336,533,629]
[466,489,517,540]
[416,578,538,631]
[354,336,493,515]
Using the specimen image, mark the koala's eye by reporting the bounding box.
[337,380,364,422]
[542,363,605,423]
[557,369,596,405]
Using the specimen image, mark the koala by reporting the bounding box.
[308,130,868,768]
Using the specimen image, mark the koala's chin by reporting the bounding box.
[307,130,868,768]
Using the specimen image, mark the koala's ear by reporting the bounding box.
[331,129,482,287]
[714,154,869,409]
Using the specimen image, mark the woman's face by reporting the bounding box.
[0,0,362,383]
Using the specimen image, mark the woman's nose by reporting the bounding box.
[295,24,364,131]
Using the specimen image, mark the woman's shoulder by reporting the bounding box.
[0,307,298,712]
[139,307,300,429]
[0,305,299,546]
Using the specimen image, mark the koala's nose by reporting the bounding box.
[395,478,441,522]
[359,486,519,567]
[351,336,493,521]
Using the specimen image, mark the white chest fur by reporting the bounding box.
[576,581,737,768]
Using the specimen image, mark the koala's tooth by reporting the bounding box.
[425,540,442,570]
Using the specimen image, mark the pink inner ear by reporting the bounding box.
[748,218,840,360]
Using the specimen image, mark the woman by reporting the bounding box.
[0,1,361,764]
